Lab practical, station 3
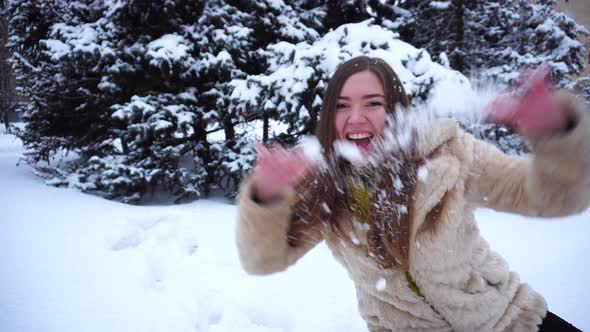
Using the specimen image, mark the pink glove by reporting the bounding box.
[484,64,568,137]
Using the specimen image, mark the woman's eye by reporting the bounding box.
[368,101,383,107]
[336,103,348,109]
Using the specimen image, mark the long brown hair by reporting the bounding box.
[288,56,418,270]
[316,56,409,154]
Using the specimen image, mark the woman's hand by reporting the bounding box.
[251,143,315,203]
[484,64,571,137]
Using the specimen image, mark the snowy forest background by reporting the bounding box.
[2,1,590,332]
[1,0,589,204]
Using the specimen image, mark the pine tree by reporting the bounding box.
[290,0,410,35]
[5,0,326,201]
[0,11,15,131]
[230,20,471,150]
[397,0,588,86]
[3,0,74,158]
[390,0,586,154]
[192,0,324,196]
[69,0,208,203]
[461,0,516,71]
[6,0,210,203]
[7,0,586,202]
[399,0,470,72]
[511,0,588,86]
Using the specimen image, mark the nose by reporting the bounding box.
[348,105,366,124]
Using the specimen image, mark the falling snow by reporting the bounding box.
[417,166,429,182]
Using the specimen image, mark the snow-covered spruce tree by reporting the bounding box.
[465,0,587,154]
[2,0,78,159]
[191,0,324,196]
[6,0,327,202]
[230,20,470,144]
[286,0,587,94]
[88,0,211,203]
[383,0,586,154]
[396,0,588,87]
[504,0,588,86]
[275,0,585,156]
[289,0,412,36]
[396,0,472,73]
[460,0,518,74]
[321,0,371,30]
[397,0,524,76]
[70,0,214,203]
[470,0,588,86]
[575,77,590,105]
[6,0,212,203]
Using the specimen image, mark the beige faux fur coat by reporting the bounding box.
[236,99,590,332]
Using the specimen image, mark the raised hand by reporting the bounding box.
[484,64,569,137]
[251,143,315,203]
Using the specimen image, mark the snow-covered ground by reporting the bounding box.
[1,127,589,332]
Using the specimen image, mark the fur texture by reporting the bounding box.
[235,96,590,332]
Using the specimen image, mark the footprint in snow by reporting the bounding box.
[111,215,199,256]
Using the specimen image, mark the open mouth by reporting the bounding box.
[346,132,373,152]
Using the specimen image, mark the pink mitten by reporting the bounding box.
[484,64,567,136]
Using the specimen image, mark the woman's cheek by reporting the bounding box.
[373,109,387,135]
[334,114,346,139]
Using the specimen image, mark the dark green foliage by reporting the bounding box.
[3,0,586,203]
[3,0,325,202]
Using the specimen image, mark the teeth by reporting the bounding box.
[347,133,372,140]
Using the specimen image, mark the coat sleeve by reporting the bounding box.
[235,176,324,275]
[463,96,590,217]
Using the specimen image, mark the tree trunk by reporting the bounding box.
[451,0,466,72]
[0,16,13,133]
[262,111,269,143]
[223,115,235,147]
[2,106,8,132]
[195,120,212,196]
[120,134,129,154]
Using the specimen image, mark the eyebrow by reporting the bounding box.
[337,94,385,100]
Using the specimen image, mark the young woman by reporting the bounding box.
[235,56,588,332]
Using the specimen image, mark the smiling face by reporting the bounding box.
[315,56,410,159]
[334,70,387,154]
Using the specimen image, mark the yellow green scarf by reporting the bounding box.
[345,177,370,224]
[345,176,424,298]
